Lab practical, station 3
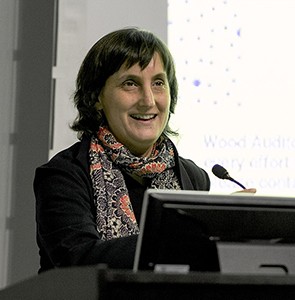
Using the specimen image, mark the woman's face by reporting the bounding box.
[98,52,171,157]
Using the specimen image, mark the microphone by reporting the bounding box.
[212,164,246,189]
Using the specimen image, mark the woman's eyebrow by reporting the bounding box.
[118,72,168,81]
[118,74,140,81]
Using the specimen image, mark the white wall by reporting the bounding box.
[0,0,18,288]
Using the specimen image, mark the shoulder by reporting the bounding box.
[34,137,91,188]
[178,156,210,191]
[41,136,89,169]
[39,141,82,171]
[168,139,210,191]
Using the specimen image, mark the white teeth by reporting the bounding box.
[131,114,155,120]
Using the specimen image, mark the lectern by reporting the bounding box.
[2,266,295,300]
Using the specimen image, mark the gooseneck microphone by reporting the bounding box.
[212,164,246,189]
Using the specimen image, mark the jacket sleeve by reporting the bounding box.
[34,151,137,272]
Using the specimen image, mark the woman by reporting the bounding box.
[34,27,212,273]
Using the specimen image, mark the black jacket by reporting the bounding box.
[34,137,210,273]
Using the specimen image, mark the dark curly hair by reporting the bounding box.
[71,27,178,138]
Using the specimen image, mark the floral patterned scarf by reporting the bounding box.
[89,125,181,241]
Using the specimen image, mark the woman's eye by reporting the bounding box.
[125,81,136,86]
[153,80,167,90]
[122,80,137,89]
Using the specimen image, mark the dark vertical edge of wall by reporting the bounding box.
[8,0,55,284]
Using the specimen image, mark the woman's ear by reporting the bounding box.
[95,100,103,111]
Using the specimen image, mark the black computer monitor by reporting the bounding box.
[133,190,295,274]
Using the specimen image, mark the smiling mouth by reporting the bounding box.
[130,114,157,121]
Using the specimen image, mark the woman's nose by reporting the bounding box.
[139,85,155,107]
